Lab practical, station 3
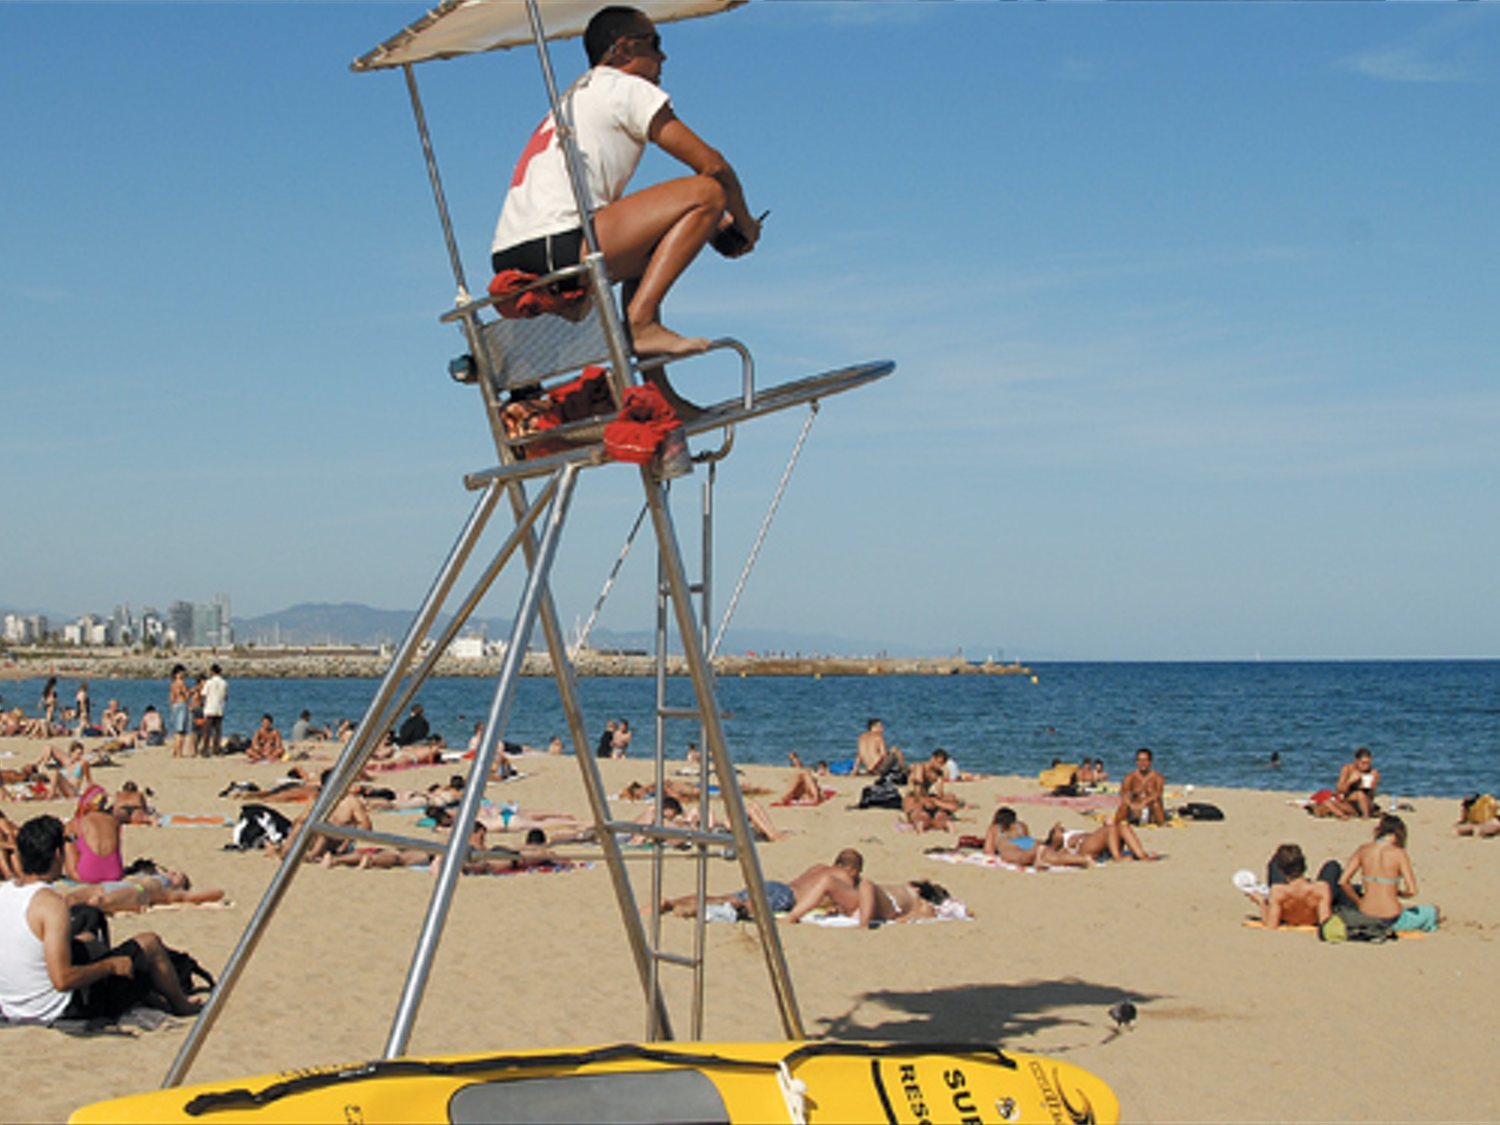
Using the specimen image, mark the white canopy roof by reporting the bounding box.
[353,0,744,72]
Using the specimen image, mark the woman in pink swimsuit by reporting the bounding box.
[65,785,126,884]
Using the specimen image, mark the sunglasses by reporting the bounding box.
[620,31,662,52]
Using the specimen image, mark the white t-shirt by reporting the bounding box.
[202,674,228,718]
[492,67,671,254]
[0,882,71,1024]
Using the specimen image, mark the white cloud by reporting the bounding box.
[1337,9,1490,84]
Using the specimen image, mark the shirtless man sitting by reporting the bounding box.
[1238,843,1336,928]
[854,719,906,778]
[259,772,374,862]
[246,714,286,764]
[1116,747,1166,827]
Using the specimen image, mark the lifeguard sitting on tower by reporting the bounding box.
[490,4,761,415]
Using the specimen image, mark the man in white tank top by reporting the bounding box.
[491,5,761,376]
[0,815,200,1024]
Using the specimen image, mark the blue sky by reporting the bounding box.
[2,1,1496,661]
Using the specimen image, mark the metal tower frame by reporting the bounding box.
[162,0,892,1087]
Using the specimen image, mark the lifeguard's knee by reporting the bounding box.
[687,174,726,214]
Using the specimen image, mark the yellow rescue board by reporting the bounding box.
[71,1040,1119,1125]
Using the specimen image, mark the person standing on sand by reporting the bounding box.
[38,677,58,736]
[167,665,191,758]
[73,681,91,737]
[198,665,228,758]
[489,5,761,379]
[1116,747,1166,827]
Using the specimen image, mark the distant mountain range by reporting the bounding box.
[232,601,895,657]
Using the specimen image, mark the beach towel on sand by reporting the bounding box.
[993,792,1119,813]
[156,813,234,829]
[797,901,971,927]
[927,850,1081,875]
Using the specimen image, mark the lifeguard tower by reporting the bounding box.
[163,0,891,1089]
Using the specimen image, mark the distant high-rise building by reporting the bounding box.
[168,601,195,646]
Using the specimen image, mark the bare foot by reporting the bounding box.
[630,321,709,359]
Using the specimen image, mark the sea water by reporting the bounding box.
[13,661,1497,799]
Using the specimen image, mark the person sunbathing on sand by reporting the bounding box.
[1455,794,1500,838]
[1339,814,1441,933]
[903,772,952,834]
[367,737,444,770]
[1237,843,1336,928]
[231,764,327,804]
[781,848,866,923]
[324,844,433,870]
[861,878,960,925]
[778,753,830,805]
[466,804,593,840]
[458,826,572,875]
[113,781,157,826]
[1334,747,1381,819]
[656,851,858,921]
[66,865,227,914]
[782,851,963,926]
[360,776,466,812]
[983,807,1091,869]
[1043,819,1158,863]
[258,774,374,862]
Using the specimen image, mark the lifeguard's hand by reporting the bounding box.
[714,213,758,258]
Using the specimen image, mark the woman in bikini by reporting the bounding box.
[1043,819,1159,863]
[984,807,1090,869]
[1339,814,1441,933]
[43,740,93,800]
[865,878,962,924]
[113,781,157,826]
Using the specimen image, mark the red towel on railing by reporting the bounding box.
[487,269,589,320]
[603,383,681,465]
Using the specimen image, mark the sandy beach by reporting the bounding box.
[2,731,1496,1124]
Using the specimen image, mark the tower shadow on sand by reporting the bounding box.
[814,977,1163,1053]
